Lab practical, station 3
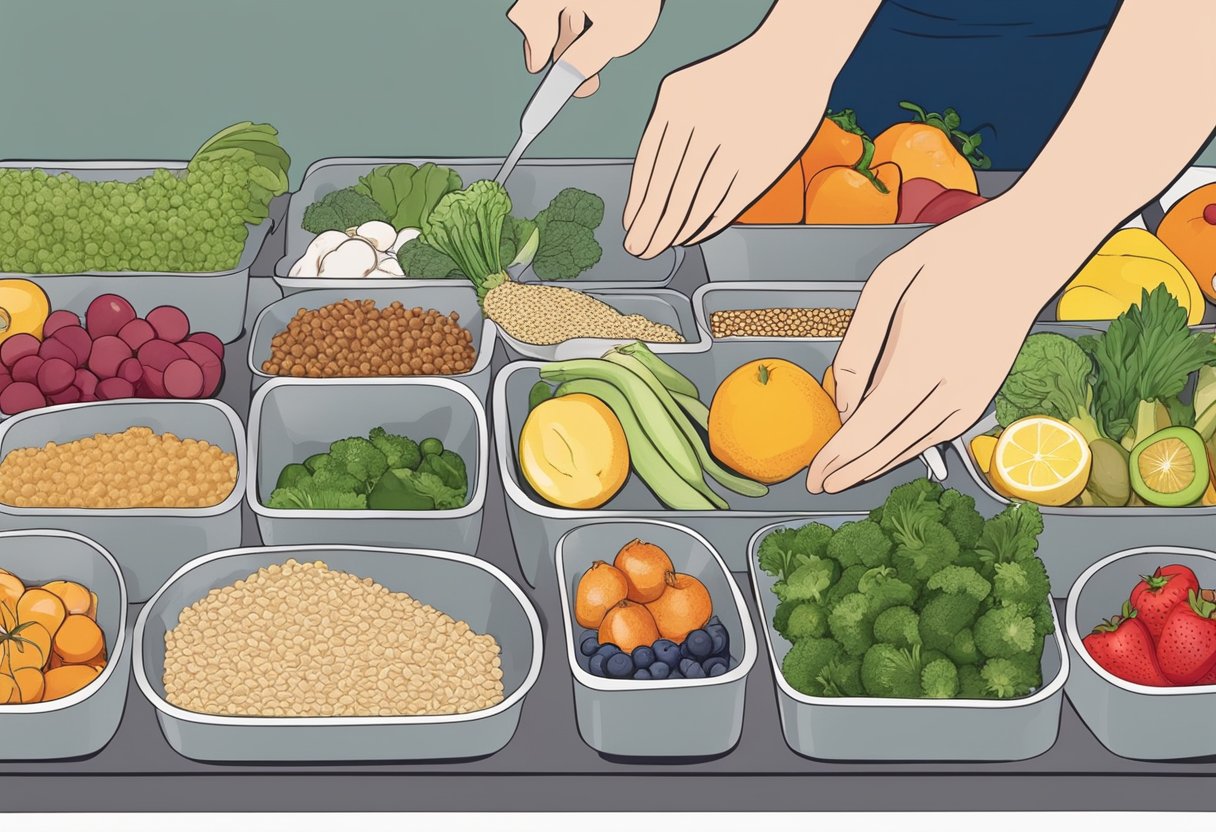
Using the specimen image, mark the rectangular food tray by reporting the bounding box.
[246,285,496,403]
[747,518,1068,762]
[0,530,129,760]
[247,376,488,554]
[493,340,933,586]
[132,544,543,763]
[277,157,683,293]
[0,399,246,603]
[0,161,269,343]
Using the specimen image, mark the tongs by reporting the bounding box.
[495,59,588,187]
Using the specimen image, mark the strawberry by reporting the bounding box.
[1129,564,1200,642]
[1082,602,1170,687]
[1156,590,1216,685]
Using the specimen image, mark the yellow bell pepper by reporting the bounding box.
[1058,229,1204,325]
[0,280,49,345]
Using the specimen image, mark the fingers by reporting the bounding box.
[560,18,621,81]
[635,141,722,259]
[679,180,751,246]
[507,0,562,73]
[552,9,586,61]
[573,76,601,97]
[623,124,694,256]
[624,117,667,230]
[669,159,737,248]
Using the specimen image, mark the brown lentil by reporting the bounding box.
[483,281,684,346]
[710,307,854,339]
[0,426,237,509]
[162,559,505,718]
[261,300,477,378]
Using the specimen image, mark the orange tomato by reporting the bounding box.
[1158,183,1216,303]
[16,588,66,637]
[805,162,902,225]
[873,123,977,194]
[737,159,805,224]
[801,112,865,181]
[42,664,100,702]
[40,580,93,616]
[53,614,105,664]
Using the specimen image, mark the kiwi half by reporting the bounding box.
[1129,426,1210,507]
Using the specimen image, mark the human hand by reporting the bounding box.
[506,0,661,98]
[805,196,1103,494]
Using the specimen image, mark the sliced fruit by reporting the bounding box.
[989,416,1092,506]
[969,434,998,474]
[1087,437,1132,507]
[1129,426,1210,507]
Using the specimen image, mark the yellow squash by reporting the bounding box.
[1058,229,1204,325]
[518,394,630,509]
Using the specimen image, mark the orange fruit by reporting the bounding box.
[11,666,44,703]
[597,601,661,654]
[645,573,713,644]
[873,123,978,193]
[40,580,92,616]
[613,539,674,604]
[0,672,16,704]
[574,561,629,630]
[804,162,902,224]
[53,614,105,664]
[0,572,23,611]
[708,358,841,484]
[737,160,805,224]
[822,366,837,404]
[0,613,51,674]
[800,114,865,182]
[16,588,66,637]
[1158,183,1216,303]
[42,665,100,702]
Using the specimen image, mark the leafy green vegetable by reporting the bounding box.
[785,602,830,640]
[501,216,539,267]
[781,637,842,696]
[921,657,960,698]
[773,556,837,605]
[418,449,468,494]
[973,605,1037,659]
[979,654,1041,698]
[861,643,924,698]
[369,426,421,471]
[396,238,464,278]
[301,188,390,234]
[355,163,463,231]
[267,483,368,510]
[926,565,991,602]
[873,605,921,650]
[996,332,1101,442]
[532,188,605,280]
[421,180,513,299]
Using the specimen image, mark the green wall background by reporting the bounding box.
[2,0,1212,184]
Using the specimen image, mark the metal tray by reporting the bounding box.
[246,286,496,402]
[0,161,270,343]
[698,171,1021,283]
[692,281,862,342]
[0,529,129,760]
[747,517,1068,762]
[132,544,543,763]
[0,399,245,603]
[554,519,757,758]
[247,377,488,554]
[1065,545,1216,760]
[276,157,682,293]
[493,340,932,585]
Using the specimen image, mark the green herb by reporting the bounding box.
[421,180,513,299]
[532,188,605,280]
[354,162,462,231]
[995,332,1101,443]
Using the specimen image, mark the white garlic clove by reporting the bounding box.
[377,256,405,277]
[389,227,421,255]
[290,230,348,278]
[318,238,379,278]
[354,221,398,253]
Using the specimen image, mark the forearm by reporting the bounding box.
[1012,0,1216,254]
[742,0,882,77]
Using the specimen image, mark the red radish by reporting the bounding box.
[145,306,190,343]
[117,357,143,385]
[137,339,188,372]
[0,371,11,394]
[85,294,137,337]
[140,366,166,398]
[39,338,79,368]
[73,369,98,401]
[1157,591,1216,685]
[916,189,988,224]
[1,333,41,369]
[117,319,156,351]
[10,355,43,385]
[95,377,135,401]
[87,335,132,379]
[0,382,45,414]
[163,359,204,399]
[897,178,948,224]
[43,310,81,337]
[52,326,93,365]
[179,342,223,397]
[1129,564,1200,642]
[36,358,75,395]
[186,332,224,360]
[48,386,81,406]
[1082,602,1171,687]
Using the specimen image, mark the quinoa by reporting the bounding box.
[162,559,505,718]
[484,282,684,346]
[709,307,854,338]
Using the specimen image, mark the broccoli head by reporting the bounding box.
[979,654,1041,699]
[973,605,1037,659]
[826,519,893,569]
[891,521,961,589]
[918,592,981,652]
[369,427,422,471]
[921,657,960,698]
[785,602,829,640]
[926,565,992,603]
[326,437,389,487]
[773,599,799,638]
[758,527,804,581]
[945,627,980,666]
[301,187,390,234]
[266,482,368,510]
[828,593,875,657]
[780,637,842,697]
[940,489,985,549]
[878,479,945,537]
[773,555,837,605]
[794,522,835,560]
[275,463,312,490]
[957,664,989,699]
[308,467,363,495]
[824,565,867,611]
[975,502,1044,567]
[861,643,924,698]
[873,605,921,650]
[858,566,918,616]
[1032,599,1057,640]
[818,655,864,697]
[990,558,1051,612]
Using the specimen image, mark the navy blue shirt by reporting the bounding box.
[828,1,1121,170]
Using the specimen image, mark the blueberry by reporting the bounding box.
[588,654,607,676]
[632,645,656,668]
[708,662,728,677]
[708,615,720,626]
[606,652,635,679]
[649,661,671,680]
[680,658,707,679]
[633,668,652,681]
[702,657,728,676]
[580,635,600,657]
[653,639,681,668]
[707,626,729,657]
[686,629,713,659]
[680,641,691,659]
[596,643,621,659]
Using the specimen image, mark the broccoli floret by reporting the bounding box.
[877,479,945,537]
[945,627,980,666]
[266,484,367,510]
[940,489,985,549]
[773,556,836,605]
[795,522,835,559]
[873,605,921,650]
[991,558,1051,612]
[976,502,1044,567]
[861,643,924,698]
[926,565,992,603]
[275,463,312,490]
[301,187,390,234]
[368,427,422,471]
[773,600,799,638]
[304,452,334,473]
[418,449,468,492]
[922,657,960,698]
[973,605,1037,659]
[1032,599,1057,639]
[828,593,875,657]
[858,566,918,616]
[892,522,961,589]
[979,655,1041,699]
[957,664,989,699]
[758,528,804,581]
[532,189,606,281]
[826,519,893,569]
[309,467,363,495]
[818,655,864,697]
[780,638,842,696]
[824,565,866,611]
[919,593,981,652]
[786,602,829,640]
[327,437,389,487]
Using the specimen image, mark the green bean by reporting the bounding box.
[672,391,710,431]
[613,342,700,399]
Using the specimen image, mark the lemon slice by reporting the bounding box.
[990,416,1091,506]
[969,434,998,474]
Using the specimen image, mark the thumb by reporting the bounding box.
[831,260,914,420]
[558,25,621,81]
